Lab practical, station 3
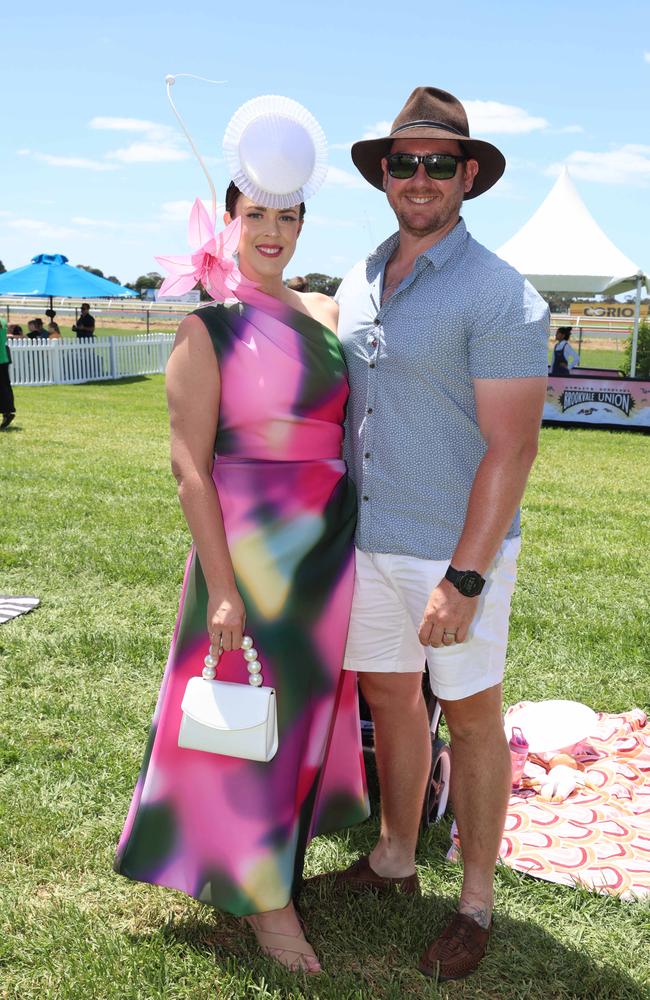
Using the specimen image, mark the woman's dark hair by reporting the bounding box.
[557,326,572,340]
[225,181,306,221]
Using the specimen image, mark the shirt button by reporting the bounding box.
[364,452,370,458]
[367,407,373,414]
[362,495,369,501]
[373,318,380,326]
[369,362,375,368]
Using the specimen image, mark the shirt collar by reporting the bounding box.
[366,217,468,283]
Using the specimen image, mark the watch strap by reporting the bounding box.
[445,564,486,597]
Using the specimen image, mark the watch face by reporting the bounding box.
[460,572,482,597]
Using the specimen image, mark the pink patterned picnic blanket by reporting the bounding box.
[449,707,650,901]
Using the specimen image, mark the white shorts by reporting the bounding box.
[343,538,521,701]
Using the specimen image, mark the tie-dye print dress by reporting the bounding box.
[115,300,369,916]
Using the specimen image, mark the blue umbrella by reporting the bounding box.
[0,253,138,315]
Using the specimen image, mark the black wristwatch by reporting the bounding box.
[444,565,485,598]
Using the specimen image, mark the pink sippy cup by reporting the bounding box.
[509,726,529,790]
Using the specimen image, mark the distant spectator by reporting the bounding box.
[0,316,16,430]
[551,326,579,377]
[7,324,23,339]
[29,318,49,340]
[47,321,62,340]
[286,275,310,293]
[72,303,95,340]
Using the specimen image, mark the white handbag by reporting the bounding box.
[178,636,278,762]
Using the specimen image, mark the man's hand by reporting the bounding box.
[418,578,480,648]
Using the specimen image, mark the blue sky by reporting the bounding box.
[2,0,649,289]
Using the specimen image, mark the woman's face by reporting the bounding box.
[224,194,303,282]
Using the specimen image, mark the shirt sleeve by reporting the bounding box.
[468,267,550,380]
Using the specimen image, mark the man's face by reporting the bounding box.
[381,138,479,239]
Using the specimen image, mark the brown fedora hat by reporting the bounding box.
[351,86,505,199]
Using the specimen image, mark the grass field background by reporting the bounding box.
[1,378,649,999]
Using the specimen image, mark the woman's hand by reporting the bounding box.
[207,588,246,651]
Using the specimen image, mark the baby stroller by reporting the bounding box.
[359,669,451,828]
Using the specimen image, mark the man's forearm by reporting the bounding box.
[450,442,538,575]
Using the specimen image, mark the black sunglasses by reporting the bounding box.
[386,152,467,181]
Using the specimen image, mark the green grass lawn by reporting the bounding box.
[546,347,625,371]
[1,379,649,1000]
[575,347,624,370]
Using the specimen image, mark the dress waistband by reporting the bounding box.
[213,456,346,467]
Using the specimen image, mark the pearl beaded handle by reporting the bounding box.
[202,635,264,687]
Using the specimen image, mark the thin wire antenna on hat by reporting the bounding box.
[165,73,226,225]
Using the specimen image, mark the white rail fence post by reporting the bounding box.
[9,334,175,387]
[108,337,117,379]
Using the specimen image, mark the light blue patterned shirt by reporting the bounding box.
[337,219,549,560]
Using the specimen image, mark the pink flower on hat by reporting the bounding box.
[156,198,258,301]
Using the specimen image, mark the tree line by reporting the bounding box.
[68,267,344,297]
[0,259,638,310]
[0,258,342,297]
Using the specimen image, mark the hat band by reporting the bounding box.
[391,119,467,138]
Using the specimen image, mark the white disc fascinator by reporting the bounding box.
[223,95,328,209]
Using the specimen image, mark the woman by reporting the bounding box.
[114,180,369,974]
[551,326,579,377]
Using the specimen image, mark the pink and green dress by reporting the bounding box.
[114,301,369,915]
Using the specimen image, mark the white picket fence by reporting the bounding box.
[9,334,175,386]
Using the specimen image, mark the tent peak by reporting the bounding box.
[31,253,70,266]
[496,169,644,295]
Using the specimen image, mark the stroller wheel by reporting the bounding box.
[421,737,451,829]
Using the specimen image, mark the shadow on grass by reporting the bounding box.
[80,375,152,387]
[128,883,646,1000]
[542,421,649,436]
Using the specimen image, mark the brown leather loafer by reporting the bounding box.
[333,855,421,896]
[418,911,492,981]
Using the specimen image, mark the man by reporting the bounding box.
[73,303,95,339]
[333,87,549,981]
[286,275,310,292]
[0,316,16,430]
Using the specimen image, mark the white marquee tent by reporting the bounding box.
[497,168,648,375]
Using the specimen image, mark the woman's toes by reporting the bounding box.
[303,955,322,974]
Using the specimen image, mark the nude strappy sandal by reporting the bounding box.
[245,920,322,974]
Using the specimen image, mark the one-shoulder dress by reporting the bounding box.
[114,301,369,915]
